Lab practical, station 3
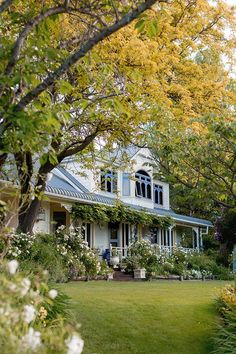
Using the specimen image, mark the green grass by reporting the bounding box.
[59,281,229,354]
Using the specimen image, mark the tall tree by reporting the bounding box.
[0,0,166,232]
[0,0,235,233]
[149,114,236,212]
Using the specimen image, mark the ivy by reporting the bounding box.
[71,203,173,229]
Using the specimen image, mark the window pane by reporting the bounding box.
[154,184,163,205]
[160,190,163,205]
[100,170,117,193]
[107,179,111,192]
[136,181,141,196]
[141,182,146,197]
[135,170,152,199]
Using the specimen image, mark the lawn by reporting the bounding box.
[59,281,229,354]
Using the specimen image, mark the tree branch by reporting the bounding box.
[0,0,13,14]
[14,0,165,112]
[4,6,69,75]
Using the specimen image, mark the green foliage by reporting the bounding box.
[42,291,72,323]
[20,233,68,283]
[125,240,159,274]
[212,285,236,354]
[150,116,236,214]
[124,241,232,279]
[0,259,84,354]
[220,208,236,253]
[186,253,216,273]
[72,202,173,228]
[7,229,110,282]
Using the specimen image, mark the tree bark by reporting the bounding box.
[17,197,42,234]
[0,0,13,14]
[17,160,51,233]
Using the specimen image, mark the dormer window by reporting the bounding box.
[101,170,117,193]
[154,184,163,205]
[135,170,152,199]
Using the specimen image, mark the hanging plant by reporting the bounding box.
[71,203,173,228]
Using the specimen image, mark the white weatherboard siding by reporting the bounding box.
[62,160,96,192]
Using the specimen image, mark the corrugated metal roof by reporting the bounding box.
[45,182,212,227]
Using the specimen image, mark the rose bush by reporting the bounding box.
[6,227,110,282]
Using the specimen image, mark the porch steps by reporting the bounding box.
[113,270,134,281]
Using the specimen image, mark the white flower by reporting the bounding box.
[9,283,17,292]
[21,278,31,296]
[66,334,84,354]
[7,260,19,274]
[22,327,41,351]
[23,305,36,324]
[48,289,58,299]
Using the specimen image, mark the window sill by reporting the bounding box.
[135,195,152,201]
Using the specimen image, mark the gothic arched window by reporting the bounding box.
[154,184,163,205]
[101,170,117,193]
[135,170,152,199]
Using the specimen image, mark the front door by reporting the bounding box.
[109,222,119,247]
[53,211,66,232]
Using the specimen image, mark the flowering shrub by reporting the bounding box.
[212,285,236,354]
[124,239,231,279]
[6,227,110,281]
[55,226,102,277]
[125,240,159,274]
[7,232,36,259]
[0,259,84,354]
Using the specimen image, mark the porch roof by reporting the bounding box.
[45,181,212,228]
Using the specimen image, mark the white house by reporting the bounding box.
[27,146,212,258]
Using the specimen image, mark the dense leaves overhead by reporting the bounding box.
[0,0,235,233]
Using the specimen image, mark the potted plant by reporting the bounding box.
[109,248,120,268]
[134,268,146,279]
[132,256,146,279]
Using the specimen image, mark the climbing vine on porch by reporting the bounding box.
[71,203,173,229]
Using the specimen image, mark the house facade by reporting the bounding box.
[28,146,212,257]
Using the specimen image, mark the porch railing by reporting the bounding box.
[109,244,198,260]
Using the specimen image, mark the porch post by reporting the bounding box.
[92,223,95,248]
[165,230,168,246]
[199,229,203,249]
[172,227,176,247]
[192,227,200,251]
[168,226,174,252]
[158,229,162,247]
[192,231,195,248]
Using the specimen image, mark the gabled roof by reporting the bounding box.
[47,174,79,192]
[56,166,89,193]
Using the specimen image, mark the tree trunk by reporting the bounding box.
[17,197,41,234]
[17,163,50,234]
